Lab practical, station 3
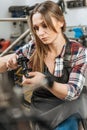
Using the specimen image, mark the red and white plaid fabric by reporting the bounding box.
[16,39,87,101]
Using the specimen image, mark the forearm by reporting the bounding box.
[0,62,7,73]
[49,81,68,99]
[0,56,8,72]
[0,53,16,73]
[48,71,85,101]
[48,48,87,100]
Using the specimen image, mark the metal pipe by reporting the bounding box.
[0,29,30,57]
[0,17,27,22]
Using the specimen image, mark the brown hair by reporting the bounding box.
[29,1,66,72]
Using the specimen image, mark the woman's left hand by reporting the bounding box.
[22,71,46,88]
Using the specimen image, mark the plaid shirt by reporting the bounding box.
[16,39,87,101]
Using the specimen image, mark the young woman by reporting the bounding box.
[0,1,87,130]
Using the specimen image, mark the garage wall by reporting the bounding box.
[0,0,87,39]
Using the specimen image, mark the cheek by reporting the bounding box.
[50,31,58,37]
[55,22,63,32]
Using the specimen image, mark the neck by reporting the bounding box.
[48,33,66,56]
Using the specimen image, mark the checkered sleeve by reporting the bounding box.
[16,40,35,59]
[65,47,87,101]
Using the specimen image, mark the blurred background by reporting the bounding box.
[0,1,87,129]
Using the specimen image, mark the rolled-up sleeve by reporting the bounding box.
[65,47,87,101]
[16,40,35,59]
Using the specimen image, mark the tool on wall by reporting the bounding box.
[66,0,86,8]
[57,0,65,12]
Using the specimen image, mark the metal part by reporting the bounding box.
[17,54,32,78]
[0,18,27,22]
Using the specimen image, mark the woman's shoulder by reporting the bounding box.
[16,40,36,58]
[69,39,87,65]
[23,40,35,49]
[69,39,85,54]
[69,39,82,48]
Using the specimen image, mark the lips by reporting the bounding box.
[41,37,47,41]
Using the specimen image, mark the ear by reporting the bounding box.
[58,21,64,28]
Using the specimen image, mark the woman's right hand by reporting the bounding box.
[6,53,18,70]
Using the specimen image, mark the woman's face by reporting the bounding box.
[32,12,63,45]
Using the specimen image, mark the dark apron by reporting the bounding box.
[30,39,87,129]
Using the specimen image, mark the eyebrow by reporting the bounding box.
[33,20,46,27]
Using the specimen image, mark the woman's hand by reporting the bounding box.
[22,71,47,88]
[6,53,18,70]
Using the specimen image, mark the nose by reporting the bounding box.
[38,27,45,36]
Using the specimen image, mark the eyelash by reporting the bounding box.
[33,24,47,31]
[33,26,39,31]
[42,23,47,28]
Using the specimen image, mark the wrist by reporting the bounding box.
[44,75,54,88]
